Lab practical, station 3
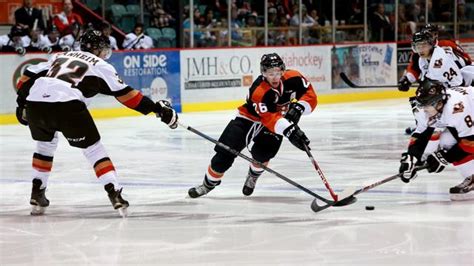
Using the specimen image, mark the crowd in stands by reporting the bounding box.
[1,0,473,54]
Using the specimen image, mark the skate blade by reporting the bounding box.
[450,193,474,201]
[30,205,46,215]
[117,207,128,218]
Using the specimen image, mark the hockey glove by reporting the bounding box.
[398,76,411,92]
[399,152,419,183]
[15,106,28,126]
[283,124,310,151]
[285,102,305,124]
[426,150,449,173]
[155,100,178,129]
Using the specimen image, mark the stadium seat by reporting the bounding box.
[146,27,163,46]
[110,4,136,33]
[161,27,176,47]
[85,0,100,11]
[126,4,140,17]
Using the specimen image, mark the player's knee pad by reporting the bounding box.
[210,152,236,173]
[82,141,110,166]
[251,130,283,162]
[214,118,252,154]
[35,134,59,157]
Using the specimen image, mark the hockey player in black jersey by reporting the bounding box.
[16,30,178,216]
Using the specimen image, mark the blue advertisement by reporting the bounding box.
[108,50,181,112]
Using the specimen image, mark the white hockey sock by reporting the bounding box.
[97,171,121,190]
[83,141,121,190]
[32,170,50,189]
[32,136,59,189]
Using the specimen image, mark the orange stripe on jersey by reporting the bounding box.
[459,139,474,154]
[207,166,224,178]
[430,132,441,141]
[453,154,474,166]
[408,137,417,146]
[94,160,115,177]
[32,158,53,172]
[16,75,30,90]
[117,90,143,109]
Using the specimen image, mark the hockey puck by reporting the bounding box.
[365,205,375,211]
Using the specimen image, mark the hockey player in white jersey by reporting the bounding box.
[399,78,474,201]
[16,30,178,216]
[412,31,474,87]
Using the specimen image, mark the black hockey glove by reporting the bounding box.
[426,150,449,173]
[285,102,305,124]
[15,106,28,126]
[283,124,310,151]
[399,152,419,183]
[398,76,411,92]
[155,100,178,129]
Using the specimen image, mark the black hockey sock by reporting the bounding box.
[204,174,221,188]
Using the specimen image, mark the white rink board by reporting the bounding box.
[180,46,332,103]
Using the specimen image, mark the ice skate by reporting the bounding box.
[449,175,474,201]
[30,179,49,215]
[104,183,129,217]
[188,179,220,198]
[242,174,259,196]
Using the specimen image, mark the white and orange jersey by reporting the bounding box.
[24,51,128,105]
[419,46,466,87]
[237,69,317,135]
[405,39,472,83]
[414,87,474,154]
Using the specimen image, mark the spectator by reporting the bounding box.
[182,8,205,47]
[123,23,154,50]
[99,21,118,50]
[289,5,316,44]
[22,27,52,53]
[268,7,278,26]
[245,13,264,45]
[146,0,175,28]
[58,22,82,51]
[369,3,394,42]
[0,25,28,55]
[15,0,45,31]
[53,0,83,36]
[42,25,61,51]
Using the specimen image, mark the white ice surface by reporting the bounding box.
[0,99,473,265]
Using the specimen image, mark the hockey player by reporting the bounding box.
[398,24,472,92]
[399,78,474,201]
[16,30,178,216]
[188,53,316,198]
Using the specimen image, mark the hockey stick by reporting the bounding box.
[340,72,400,88]
[303,144,338,201]
[178,121,334,204]
[310,165,429,213]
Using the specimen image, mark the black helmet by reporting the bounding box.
[80,29,110,55]
[415,78,447,108]
[412,31,435,46]
[412,31,435,54]
[260,53,285,73]
[422,23,439,36]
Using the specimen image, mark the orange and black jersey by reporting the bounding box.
[238,69,317,134]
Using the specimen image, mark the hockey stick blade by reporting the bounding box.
[310,195,357,213]
[340,72,400,89]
